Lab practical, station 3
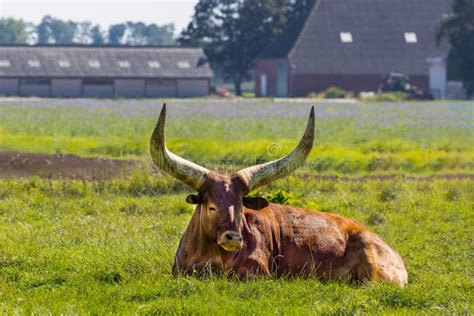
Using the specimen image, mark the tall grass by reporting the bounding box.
[0,176,472,314]
[0,100,473,174]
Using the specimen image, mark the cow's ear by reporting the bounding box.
[243,196,269,210]
[186,194,202,204]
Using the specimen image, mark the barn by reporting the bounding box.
[0,45,213,98]
[255,0,452,98]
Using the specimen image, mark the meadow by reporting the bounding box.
[0,98,473,314]
[0,99,473,174]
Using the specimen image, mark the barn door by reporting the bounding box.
[260,74,267,97]
[276,60,288,97]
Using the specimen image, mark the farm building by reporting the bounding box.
[256,0,453,98]
[0,45,213,98]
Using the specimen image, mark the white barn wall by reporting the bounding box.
[146,79,177,97]
[82,84,114,98]
[0,79,19,96]
[51,79,82,97]
[177,79,209,97]
[19,81,50,97]
[115,79,145,98]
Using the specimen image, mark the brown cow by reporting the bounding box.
[150,104,408,286]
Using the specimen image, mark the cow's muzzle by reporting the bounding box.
[217,231,243,252]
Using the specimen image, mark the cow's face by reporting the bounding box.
[151,104,313,251]
[186,175,268,252]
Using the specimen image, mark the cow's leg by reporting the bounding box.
[234,257,271,279]
[355,232,408,286]
[323,233,365,282]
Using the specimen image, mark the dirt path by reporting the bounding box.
[0,151,472,181]
[0,151,137,180]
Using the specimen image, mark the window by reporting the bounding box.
[178,61,190,69]
[148,61,161,68]
[28,60,41,67]
[83,78,113,85]
[58,60,70,68]
[340,32,353,43]
[21,78,50,85]
[0,60,11,67]
[404,32,417,43]
[146,79,176,86]
[118,60,130,68]
[88,60,101,68]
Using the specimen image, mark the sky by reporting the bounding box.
[0,0,198,35]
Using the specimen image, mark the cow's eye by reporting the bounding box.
[209,207,216,212]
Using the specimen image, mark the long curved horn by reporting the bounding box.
[236,106,315,192]
[150,104,209,190]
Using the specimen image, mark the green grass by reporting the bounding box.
[0,176,472,314]
[0,100,473,174]
[0,99,473,314]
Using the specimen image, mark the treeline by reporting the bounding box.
[0,16,175,45]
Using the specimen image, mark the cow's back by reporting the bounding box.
[258,204,360,278]
[243,204,407,284]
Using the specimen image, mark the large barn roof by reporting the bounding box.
[260,0,452,76]
[0,45,213,78]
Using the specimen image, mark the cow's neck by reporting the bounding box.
[183,207,234,267]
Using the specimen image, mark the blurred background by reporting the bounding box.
[0,0,473,99]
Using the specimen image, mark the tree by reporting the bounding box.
[2,15,175,46]
[36,15,77,44]
[286,0,315,21]
[108,23,127,45]
[144,23,175,45]
[179,0,313,95]
[74,22,93,44]
[437,0,474,98]
[91,25,105,44]
[127,22,148,45]
[108,22,175,45]
[0,18,28,44]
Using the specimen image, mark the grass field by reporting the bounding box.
[0,98,473,314]
[0,177,472,314]
[0,99,473,174]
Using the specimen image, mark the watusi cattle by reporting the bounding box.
[150,104,408,286]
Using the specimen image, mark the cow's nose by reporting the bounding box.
[224,232,242,242]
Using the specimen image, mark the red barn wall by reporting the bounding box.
[255,59,279,97]
[289,74,429,97]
